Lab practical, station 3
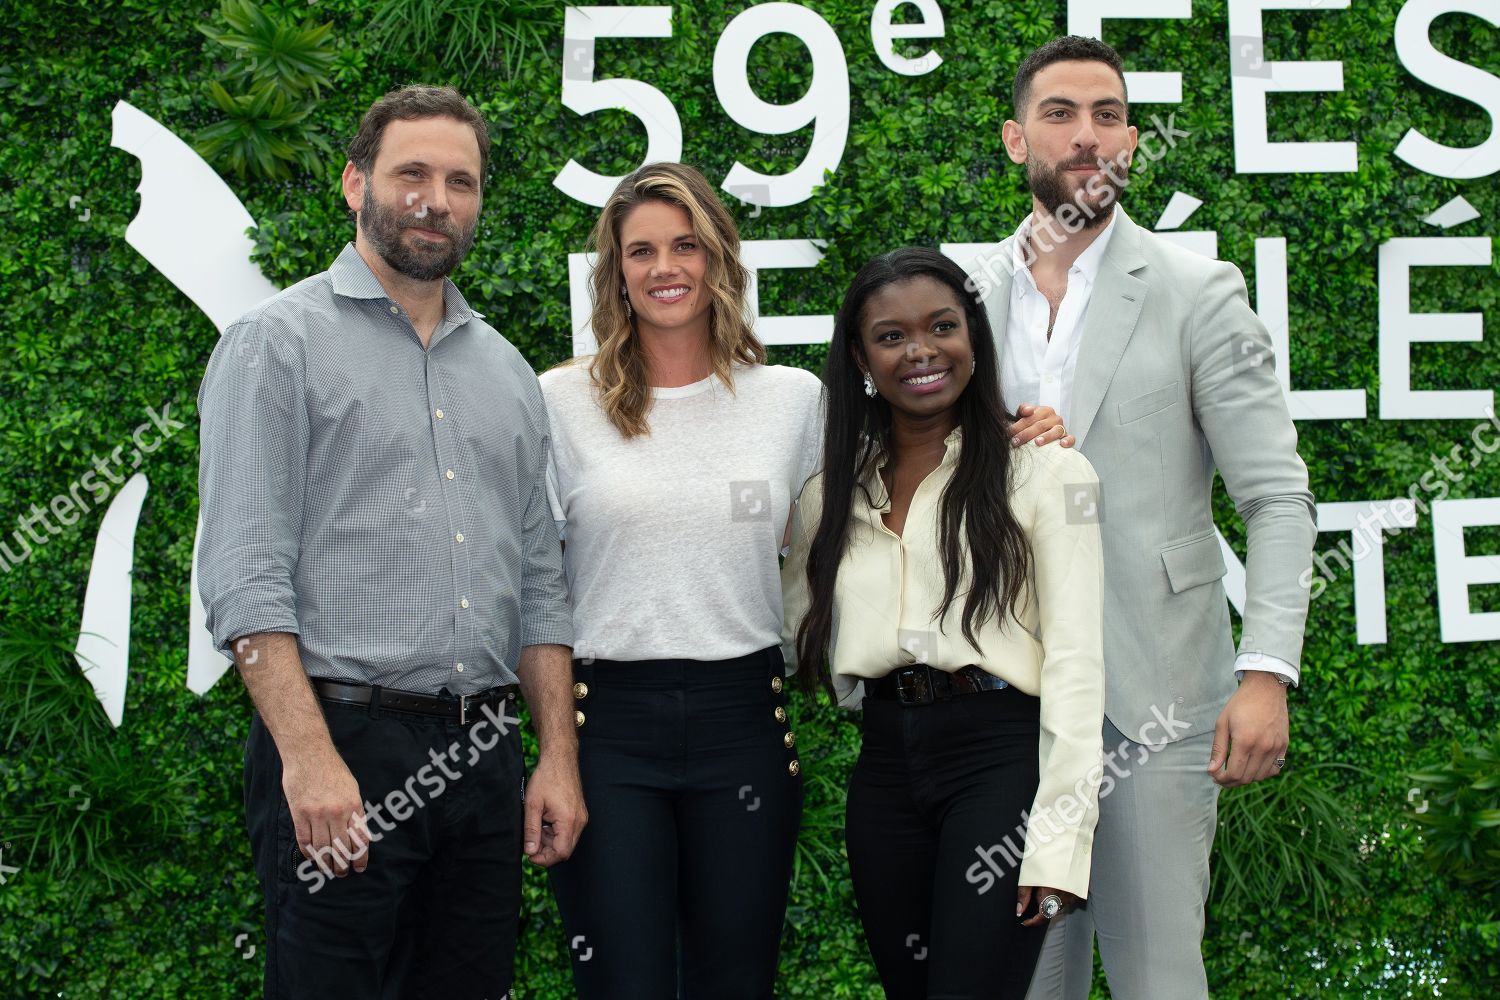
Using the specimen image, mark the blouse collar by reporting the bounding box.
[862,425,965,512]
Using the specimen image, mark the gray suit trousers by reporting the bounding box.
[1025,716,1220,1000]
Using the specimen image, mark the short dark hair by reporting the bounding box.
[346,85,491,187]
[1012,36,1128,121]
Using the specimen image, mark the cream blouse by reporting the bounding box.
[780,428,1106,896]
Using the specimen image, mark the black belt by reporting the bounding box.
[866,664,1009,705]
[312,679,517,724]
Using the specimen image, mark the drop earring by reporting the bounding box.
[621,283,632,319]
[863,372,876,397]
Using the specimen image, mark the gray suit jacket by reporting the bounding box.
[982,208,1317,744]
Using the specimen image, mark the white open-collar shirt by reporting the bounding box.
[999,207,1118,429]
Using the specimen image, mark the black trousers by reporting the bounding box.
[547,646,803,999]
[244,693,525,1000]
[845,686,1047,1000]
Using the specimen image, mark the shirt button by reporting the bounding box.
[455,532,464,543]
[456,663,465,672]
[435,409,444,419]
[446,469,455,480]
[460,597,469,609]
[389,306,399,314]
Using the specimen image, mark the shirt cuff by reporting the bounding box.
[1235,651,1299,687]
[521,612,574,649]
[207,598,301,658]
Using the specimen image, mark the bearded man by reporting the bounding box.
[197,85,584,999]
[981,37,1317,1000]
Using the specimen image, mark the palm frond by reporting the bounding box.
[1212,763,1368,921]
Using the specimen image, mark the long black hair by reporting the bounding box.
[794,247,1033,695]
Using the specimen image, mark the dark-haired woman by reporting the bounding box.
[782,247,1105,999]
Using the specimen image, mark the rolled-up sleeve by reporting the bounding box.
[196,317,308,654]
[518,402,574,650]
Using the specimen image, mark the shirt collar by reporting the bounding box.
[328,242,482,323]
[1010,204,1119,292]
[870,425,964,470]
[863,426,964,513]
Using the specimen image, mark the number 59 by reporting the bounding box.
[553,4,850,210]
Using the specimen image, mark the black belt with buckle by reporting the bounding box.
[866,664,1009,705]
[312,679,517,724]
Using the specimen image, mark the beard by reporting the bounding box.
[1026,150,1129,231]
[359,183,477,281]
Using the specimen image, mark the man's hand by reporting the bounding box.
[283,748,369,876]
[1017,885,1080,927]
[515,643,585,866]
[1011,402,1075,449]
[522,755,587,867]
[234,632,368,876]
[1207,672,1289,787]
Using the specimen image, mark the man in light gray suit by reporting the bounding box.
[976,37,1317,999]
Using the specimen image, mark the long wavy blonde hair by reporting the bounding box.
[582,162,765,438]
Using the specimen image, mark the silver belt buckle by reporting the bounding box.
[459,694,468,725]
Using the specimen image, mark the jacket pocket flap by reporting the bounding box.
[1118,381,1181,424]
[1161,531,1227,594]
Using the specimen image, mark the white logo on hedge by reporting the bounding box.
[73,102,279,726]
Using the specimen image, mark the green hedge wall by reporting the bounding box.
[2,0,1497,996]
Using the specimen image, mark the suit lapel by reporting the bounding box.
[1069,209,1149,448]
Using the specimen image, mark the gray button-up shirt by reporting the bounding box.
[197,243,572,693]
